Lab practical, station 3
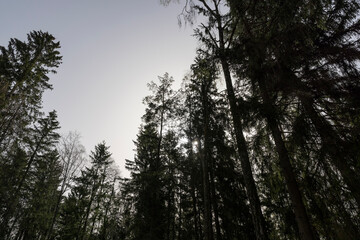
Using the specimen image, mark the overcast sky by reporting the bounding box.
[0,0,199,177]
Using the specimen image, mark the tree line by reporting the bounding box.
[0,30,121,239]
[1,0,360,239]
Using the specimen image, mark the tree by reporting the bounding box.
[45,131,86,240]
[179,55,256,239]
[227,0,360,238]
[126,124,166,240]
[164,1,270,239]
[57,142,117,240]
[0,31,62,239]
[121,74,182,240]
[161,0,360,238]
[0,111,63,240]
[0,31,61,151]
[143,72,178,164]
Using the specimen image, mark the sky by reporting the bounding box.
[0,0,199,177]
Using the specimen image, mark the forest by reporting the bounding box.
[1,0,360,239]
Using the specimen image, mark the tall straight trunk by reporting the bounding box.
[171,199,176,240]
[199,2,269,237]
[209,163,222,240]
[197,189,204,240]
[166,188,173,240]
[177,177,182,240]
[187,98,201,240]
[190,179,201,240]
[200,82,214,240]
[199,140,214,240]
[220,58,268,240]
[256,75,315,240]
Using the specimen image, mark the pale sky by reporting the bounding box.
[0,0,198,177]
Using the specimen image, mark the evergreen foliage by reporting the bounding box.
[1,2,360,238]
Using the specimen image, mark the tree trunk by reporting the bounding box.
[200,81,215,240]
[177,177,182,240]
[209,163,222,240]
[166,187,173,240]
[256,74,315,240]
[199,140,214,240]
[190,179,201,240]
[220,58,269,240]
[201,3,269,237]
[187,99,201,240]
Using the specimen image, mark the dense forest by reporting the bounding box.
[1,0,360,239]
